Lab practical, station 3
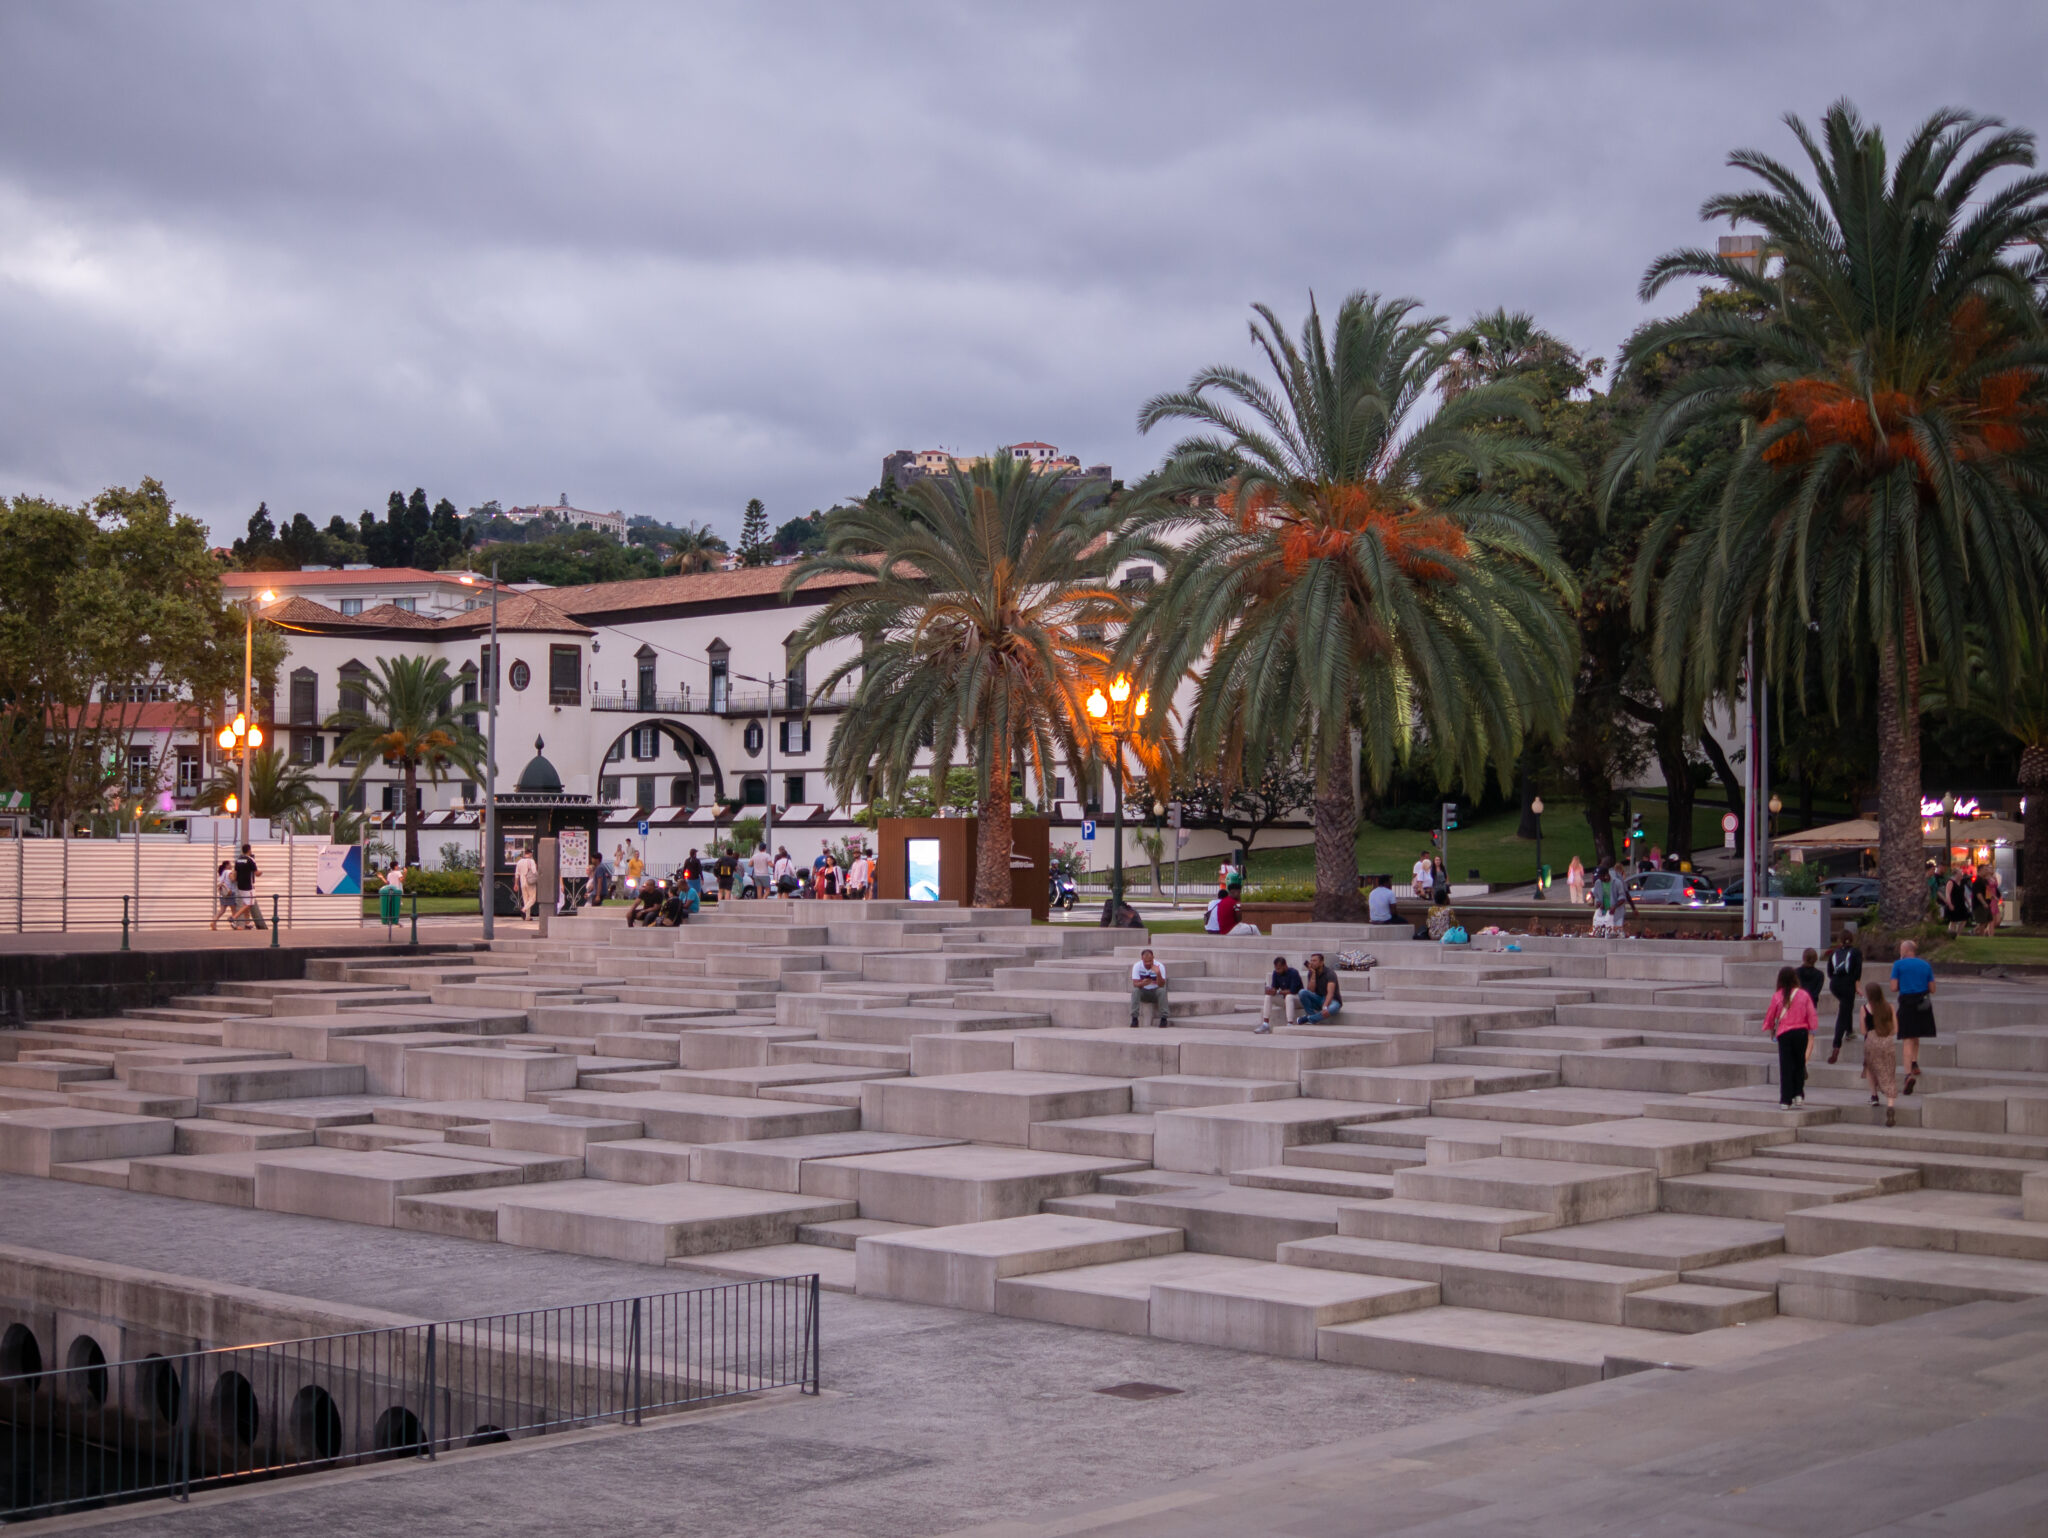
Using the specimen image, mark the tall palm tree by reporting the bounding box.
[783,453,1121,906]
[1437,307,1584,398]
[196,746,328,828]
[663,522,729,575]
[324,655,485,867]
[1121,293,1581,920]
[1605,102,2048,928]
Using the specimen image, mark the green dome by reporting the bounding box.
[515,736,562,794]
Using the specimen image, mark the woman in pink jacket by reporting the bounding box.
[1762,964,1818,1109]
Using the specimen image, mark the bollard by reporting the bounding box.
[271,894,280,949]
[410,891,419,946]
[122,894,130,952]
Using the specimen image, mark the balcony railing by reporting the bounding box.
[589,680,857,716]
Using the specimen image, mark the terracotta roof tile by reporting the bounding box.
[434,590,593,636]
[538,565,870,618]
[258,596,349,626]
[352,602,441,630]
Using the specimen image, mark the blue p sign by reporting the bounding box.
[1081,820,1096,841]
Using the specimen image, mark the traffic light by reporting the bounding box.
[1442,802,1459,831]
[1629,813,1644,844]
[1429,828,1442,849]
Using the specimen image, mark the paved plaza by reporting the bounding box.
[5,896,2048,1530]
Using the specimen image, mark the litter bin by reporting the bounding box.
[378,883,403,927]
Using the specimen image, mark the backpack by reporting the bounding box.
[1203,898,1222,933]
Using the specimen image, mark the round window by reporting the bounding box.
[508,660,531,692]
[743,721,763,757]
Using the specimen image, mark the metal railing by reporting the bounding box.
[1,1274,820,1520]
[588,680,858,716]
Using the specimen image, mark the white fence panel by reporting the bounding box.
[0,837,361,933]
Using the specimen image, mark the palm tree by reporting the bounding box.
[196,747,329,828]
[663,522,729,575]
[783,453,1121,906]
[1121,293,1581,920]
[1438,307,1586,398]
[324,655,485,867]
[1605,103,2048,928]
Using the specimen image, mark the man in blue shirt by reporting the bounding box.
[1367,874,1400,925]
[1888,939,1936,1094]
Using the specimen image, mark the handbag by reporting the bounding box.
[1334,949,1377,971]
[1441,926,1469,946]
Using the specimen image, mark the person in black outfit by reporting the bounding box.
[1795,948,1825,1005]
[233,843,264,930]
[1824,933,1863,1063]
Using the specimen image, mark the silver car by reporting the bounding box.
[1623,871,1720,907]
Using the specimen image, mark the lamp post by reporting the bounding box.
[1530,795,1545,899]
[462,567,501,939]
[1085,674,1148,911]
[1941,792,1957,873]
[218,590,275,849]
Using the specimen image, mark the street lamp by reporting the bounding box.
[219,590,275,849]
[1941,791,1957,872]
[1085,675,1148,911]
[1530,795,1545,899]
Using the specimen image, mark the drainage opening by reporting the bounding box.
[1094,1382,1182,1401]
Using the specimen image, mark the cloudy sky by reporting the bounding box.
[3,2,2043,548]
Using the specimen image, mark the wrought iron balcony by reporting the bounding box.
[588,679,857,716]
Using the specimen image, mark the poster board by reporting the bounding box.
[559,828,591,878]
[316,844,363,896]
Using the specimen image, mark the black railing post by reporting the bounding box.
[176,1357,193,1500]
[806,1274,821,1394]
[629,1296,643,1426]
[122,894,131,951]
[423,1324,437,1460]
[270,894,280,948]
[410,892,419,946]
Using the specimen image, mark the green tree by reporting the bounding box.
[1925,622,2048,925]
[738,498,771,566]
[0,482,275,828]
[323,655,486,867]
[659,522,730,575]
[772,510,829,558]
[1606,103,2048,927]
[785,454,1120,906]
[1120,293,1580,920]
[473,529,662,586]
[196,746,329,828]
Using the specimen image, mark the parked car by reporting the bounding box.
[1719,875,1785,906]
[1820,875,1881,908]
[1623,871,1721,907]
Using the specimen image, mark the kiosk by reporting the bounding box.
[490,738,614,913]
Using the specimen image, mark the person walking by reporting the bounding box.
[1824,931,1864,1064]
[1941,864,1972,936]
[1976,864,2001,936]
[1762,964,1817,1109]
[682,848,704,893]
[1297,953,1343,1023]
[625,845,645,895]
[1860,981,1900,1127]
[817,853,842,897]
[1889,938,1937,1095]
[847,850,872,900]
[1590,862,1631,936]
[1129,949,1168,1029]
[1259,955,1303,1034]
[1795,948,1825,1006]
[712,847,737,899]
[772,847,798,895]
[212,859,239,930]
[232,843,264,930]
[1566,854,1585,906]
[514,848,539,920]
[748,844,772,899]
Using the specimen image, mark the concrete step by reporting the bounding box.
[860,1071,1132,1146]
[658,1063,903,1098]
[123,1058,367,1106]
[854,1212,1185,1311]
[1621,1281,1776,1331]
[1300,1064,1556,1106]
[822,1008,1050,1047]
[1393,1157,1659,1225]
[1776,1245,2048,1323]
[1146,1262,1440,1358]
[1279,1234,1679,1324]
[1130,1075,1299,1110]
[1230,1164,1397,1201]
[1282,1143,1426,1176]
[1111,1186,1354,1260]
[1558,1048,1772,1095]
[1658,1172,1879,1222]
[1029,1113,1156,1162]
[771,1041,911,1072]
[546,1089,859,1144]
[1784,1189,2048,1262]
[1501,1212,1789,1271]
[1711,1154,1921,1195]
[1429,1088,1657,1125]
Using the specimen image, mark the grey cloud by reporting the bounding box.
[1,0,2043,542]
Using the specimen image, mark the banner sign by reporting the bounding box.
[316,844,363,896]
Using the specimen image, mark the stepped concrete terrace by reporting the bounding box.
[7,899,2048,1395]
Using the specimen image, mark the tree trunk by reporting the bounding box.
[1576,759,1616,866]
[1514,758,1541,839]
[1875,641,1925,929]
[1652,705,1695,861]
[2021,741,2048,927]
[973,722,1013,908]
[1697,725,1745,823]
[404,759,420,868]
[1310,729,1364,921]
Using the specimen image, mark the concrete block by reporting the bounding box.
[1503,1212,1787,1271]
[834,1145,1145,1225]
[1113,1186,1351,1260]
[1777,1245,2048,1323]
[860,1072,1132,1146]
[1175,1035,1399,1080]
[403,1046,580,1102]
[172,1118,316,1155]
[1130,1076,1298,1110]
[126,1151,263,1206]
[1657,1172,1871,1222]
[1231,1165,1397,1201]
[1011,1031,1184,1079]
[682,1242,857,1293]
[495,1181,856,1262]
[855,1213,1183,1311]
[489,1114,645,1155]
[1621,1281,1775,1332]
[546,1090,858,1144]
[404,1142,582,1182]
[1337,1200,1558,1251]
[1783,1190,2048,1262]
[1279,1235,1675,1324]
[1028,1114,1155,1162]
[1430,1088,1653,1125]
[1393,1157,1658,1224]
[908,1032,1024,1076]
[2026,1170,2048,1223]
[1151,1099,1391,1175]
[1497,1118,1786,1177]
[0,1108,174,1175]
[993,1253,1266,1334]
[254,1148,521,1225]
[688,1131,963,1194]
[1149,1264,1438,1357]
[1316,1306,1696,1392]
[324,1031,479,1094]
[123,1059,366,1106]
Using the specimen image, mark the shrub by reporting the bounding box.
[437,842,480,873]
[364,868,480,896]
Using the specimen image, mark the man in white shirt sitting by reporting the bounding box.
[1129,949,1168,1029]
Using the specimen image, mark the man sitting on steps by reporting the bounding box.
[1129,948,1168,1029]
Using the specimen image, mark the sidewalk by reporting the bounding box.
[0,915,487,955]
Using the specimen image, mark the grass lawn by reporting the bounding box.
[1927,935,2048,967]
[1203,797,1750,890]
[361,895,486,916]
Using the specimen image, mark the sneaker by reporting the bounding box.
[1869,1094,1881,1106]
[1827,1049,1839,1064]
[1792,1095,1804,1107]
[1904,1072,1918,1095]
[1885,1105,1897,1126]
[1128,1015,1138,1030]
[1253,1025,1272,1035]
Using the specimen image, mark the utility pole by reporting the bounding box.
[240,598,255,850]
[482,562,500,940]
[764,671,777,859]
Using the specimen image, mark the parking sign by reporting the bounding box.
[637,819,650,837]
[1081,820,1096,841]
